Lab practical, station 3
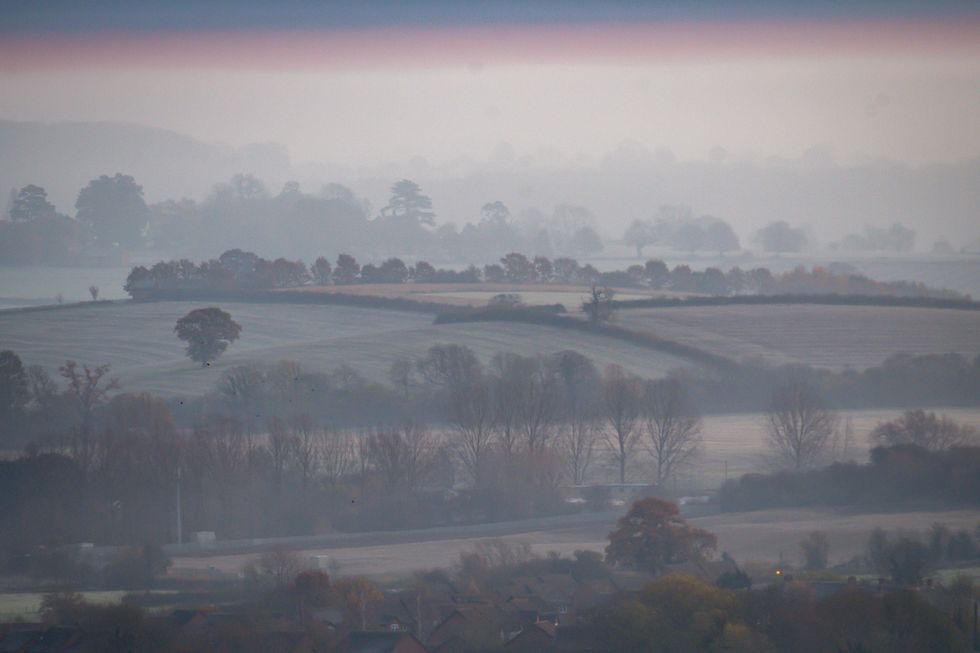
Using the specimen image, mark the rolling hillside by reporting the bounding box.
[0,301,699,397]
[615,303,980,370]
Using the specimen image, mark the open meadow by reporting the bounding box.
[615,303,980,370]
[0,300,699,397]
[285,282,693,309]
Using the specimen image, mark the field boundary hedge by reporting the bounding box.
[0,299,130,315]
[610,293,980,311]
[435,306,740,370]
[129,288,455,313]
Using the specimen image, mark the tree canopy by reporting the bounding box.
[605,497,717,575]
[381,179,435,226]
[75,173,148,247]
[174,307,242,366]
[9,185,56,222]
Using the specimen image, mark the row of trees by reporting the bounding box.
[623,207,741,257]
[834,222,916,253]
[1,175,148,264]
[126,248,963,300]
[3,175,611,265]
[621,206,823,257]
[720,441,980,512]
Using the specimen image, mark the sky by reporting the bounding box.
[2,1,980,167]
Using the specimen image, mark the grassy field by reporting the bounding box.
[0,300,699,397]
[615,303,980,370]
[286,282,694,309]
[0,590,139,622]
[414,289,653,307]
[168,507,980,582]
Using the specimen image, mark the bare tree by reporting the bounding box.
[59,360,120,437]
[644,377,702,486]
[489,352,558,458]
[388,358,415,398]
[551,350,601,485]
[416,344,482,390]
[765,381,837,471]
[490,354,522,460]
[267,416,298,491]
[511,356,558,456]
[558,419,599,485]
[289,415,320,493]
[189,416,249,525]
[830,416,856,462]
[870,409,978,451]
[365,422,434,494]
[88,285,99,301]
[601,364,643,483]
[448,375,496,486]
[582,284,615,326]
[253,545,304,588]
[318,428,356,486]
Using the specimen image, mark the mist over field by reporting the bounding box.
[3,119,980,250]
[2,2,980,651]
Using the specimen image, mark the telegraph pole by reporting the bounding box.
[176,465,183,545]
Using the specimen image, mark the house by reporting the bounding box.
[552,625,601,652]
[504,622,601,653]
[505,620,555,651]
[377,595,421,634]
[497,573,579,621]
[427,603,532,651]
[343,631,430,653]
[0,625,84,653]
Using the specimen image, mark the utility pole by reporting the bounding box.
[176,465,183,545]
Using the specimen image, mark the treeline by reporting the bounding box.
[719,444,980,512]
[591,574,972,653]
[126,248,965,300]
[1,176,144,265]
[696,351,980,412]
[0,347,654,554]
[3,345,979,558]
[3,175,610,265]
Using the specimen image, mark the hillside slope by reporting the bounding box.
[0,301,699,396]
[616,303,980,370]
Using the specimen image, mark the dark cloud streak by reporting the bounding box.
[3,0,979,35]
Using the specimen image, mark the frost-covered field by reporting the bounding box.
[0,301,698,397]
[616,303,980,370]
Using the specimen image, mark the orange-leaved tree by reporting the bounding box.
[605,497,716,575]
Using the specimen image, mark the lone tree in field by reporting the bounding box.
[605,497,717,575]
[765,381,837,471]
[583,284,615,326]
[174,307,241,367]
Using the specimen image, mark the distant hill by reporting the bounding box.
[0,120,292,211]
